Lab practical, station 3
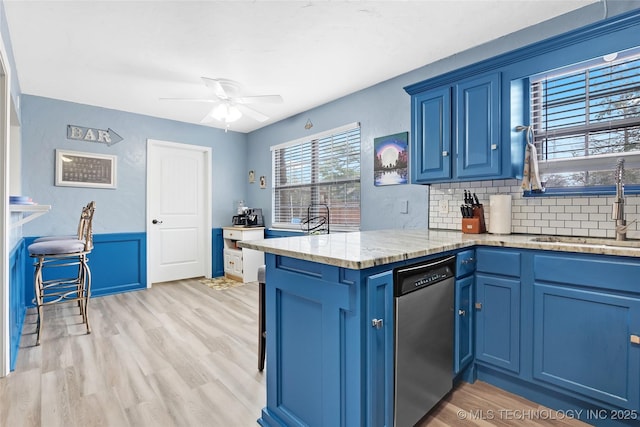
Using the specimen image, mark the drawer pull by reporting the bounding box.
[631,335,640,345]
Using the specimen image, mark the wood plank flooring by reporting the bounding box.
[0,279,588,427]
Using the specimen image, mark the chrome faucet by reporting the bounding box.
[612,158,627,240]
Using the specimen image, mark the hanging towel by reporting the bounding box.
[521,127,544,193]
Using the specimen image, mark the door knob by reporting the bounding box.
[152,219,163,224]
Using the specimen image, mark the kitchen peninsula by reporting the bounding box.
[239,229,640,427]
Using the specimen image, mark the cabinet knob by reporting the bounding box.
[458,309,466,316]
[371,318,384,329]
[442,151,449,157]
[631,334,640,345]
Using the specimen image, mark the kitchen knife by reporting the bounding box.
[473,193,480,206]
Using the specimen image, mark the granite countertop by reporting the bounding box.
[237,229,640,269]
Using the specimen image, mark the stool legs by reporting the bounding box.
[32,254,92,346]
[33,256,45,346]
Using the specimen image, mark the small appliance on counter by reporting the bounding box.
[232,207,264,227]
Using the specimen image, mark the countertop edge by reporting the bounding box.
[238,231,640,270]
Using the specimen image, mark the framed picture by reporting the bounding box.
[374,132,408,186]
[55,149,117,189]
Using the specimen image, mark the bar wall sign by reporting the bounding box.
[67,125,123,146]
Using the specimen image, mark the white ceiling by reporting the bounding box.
[4,0,598,133]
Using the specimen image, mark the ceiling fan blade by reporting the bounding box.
[236,104,269,122]
[201,77,243,100]
[160,97,218,103]
[200,114,216,124]
[234,94,284,104]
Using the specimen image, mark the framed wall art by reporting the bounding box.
[55,149,117,189]
[374,132,408,186]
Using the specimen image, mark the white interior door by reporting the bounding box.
[147,139,212,284]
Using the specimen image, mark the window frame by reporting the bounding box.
[270,122,361,231]
[525,48,640,196]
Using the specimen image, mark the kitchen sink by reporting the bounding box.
[530,235,640,248]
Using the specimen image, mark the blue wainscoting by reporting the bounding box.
[265,229,304,239]
[23,232,147,309]
[212,227,224,278]
[9,240,26,371]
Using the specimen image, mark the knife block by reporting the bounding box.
[461,205,487,234]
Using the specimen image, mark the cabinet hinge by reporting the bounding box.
[631,334,640,345]
[474,302,482,310]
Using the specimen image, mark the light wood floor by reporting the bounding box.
[0,279,588,427]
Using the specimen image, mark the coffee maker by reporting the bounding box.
[232,208,264,227]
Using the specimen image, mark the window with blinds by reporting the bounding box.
[271,123,361,231]
[530,48,640,188]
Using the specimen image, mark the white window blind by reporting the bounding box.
[531,50,640,188]
[271,123,361,231]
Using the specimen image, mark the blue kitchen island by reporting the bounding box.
[239,230,640,427]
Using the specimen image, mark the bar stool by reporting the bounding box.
[33,200,94,243]
[27,201,96,345]
[258,264,266,371]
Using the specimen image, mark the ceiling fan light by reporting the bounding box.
[226,105,242,122]
[210,103,242,123]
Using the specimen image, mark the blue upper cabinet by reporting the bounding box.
[407,72,502,184]
[412,86,452,182]
[455,73,500,179]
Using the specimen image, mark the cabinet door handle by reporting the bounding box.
[631,334,640,345]
[442,151,449,157]
[371,318,383,329]
[475,302,482,310]
[458,309,466,316]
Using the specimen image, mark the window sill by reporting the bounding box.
[523,185,640,197]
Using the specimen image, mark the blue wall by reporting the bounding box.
[246,1,640,231]
[20,95,249,237]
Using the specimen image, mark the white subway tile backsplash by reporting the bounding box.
[428,178,639,239]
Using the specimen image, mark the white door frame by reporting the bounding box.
[0,36,11,377]
[146,139,212,287]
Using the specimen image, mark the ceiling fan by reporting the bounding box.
[161,77,283,125]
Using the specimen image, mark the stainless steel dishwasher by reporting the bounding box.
[393,255,455,427]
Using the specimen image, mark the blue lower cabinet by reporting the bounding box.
[261,254,365,426]
[533,283,640,410]
[475,273,520,373]
[260,254,400,427]
[454,275,474,374]
[366,271,394,427]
